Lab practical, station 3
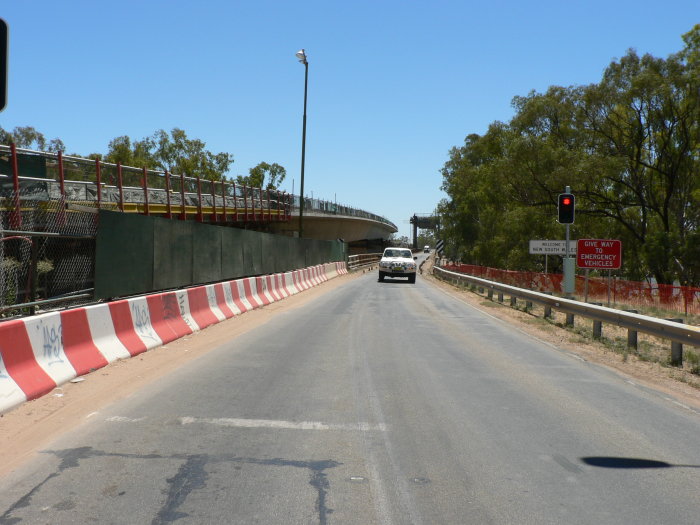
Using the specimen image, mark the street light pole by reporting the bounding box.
[296,48,308,238]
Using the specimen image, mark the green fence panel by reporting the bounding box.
[0,152,48,179]
[260,233,278,274]
[331,240,348,262]
[305,238,326,267]
[273,235,296,273]
[192,222,223,284]
[95,210,155,299]
[95,211,349,300]
[240,229,260,276]
[153,219,193,290]
[221,227,247,280]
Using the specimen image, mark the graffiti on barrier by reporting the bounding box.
[177,293,196,331]
[37,320,64,366]
[130,302,158,344]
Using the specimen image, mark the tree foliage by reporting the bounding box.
[1,125,289,191]
[104,128,234,180]
[440,25,700,285]
[0,125,65,153]
[236,162,287,189]
[1,125,236,181]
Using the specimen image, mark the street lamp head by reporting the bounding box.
[295,49,307,64]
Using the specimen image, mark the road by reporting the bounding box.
[1,262,700,524]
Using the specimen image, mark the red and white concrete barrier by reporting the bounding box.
[0,261,349,414]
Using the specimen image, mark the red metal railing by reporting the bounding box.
[9,143,21,228]
[1,144,293,225]
[1,143,399,229]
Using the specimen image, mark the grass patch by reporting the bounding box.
[524,317,552,329]
[685,350,700,375]
[480,301,500,308]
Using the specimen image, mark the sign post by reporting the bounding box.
[435,239,444,255]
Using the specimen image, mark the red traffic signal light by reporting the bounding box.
[558,193,575,224]
[0,19,6,112]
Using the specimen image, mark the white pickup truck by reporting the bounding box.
[378,248,417,283]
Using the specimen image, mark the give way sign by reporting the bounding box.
[576,239,622,269]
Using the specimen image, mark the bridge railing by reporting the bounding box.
[0,144,397,230]
[292,194,396,229]
[0,143,395,316]
[0,144,293,225]
[348,253,382,271]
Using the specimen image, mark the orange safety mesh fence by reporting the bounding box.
[442,264,700,317]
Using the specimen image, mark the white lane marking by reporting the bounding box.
[665,398,693,411]
[180,416,387,432]
[106,416,147,423]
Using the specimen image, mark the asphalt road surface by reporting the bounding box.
[1,267,700,524]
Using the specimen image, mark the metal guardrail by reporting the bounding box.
[348,253,382,271]
[434,266,700,364]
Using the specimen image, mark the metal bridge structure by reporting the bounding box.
[0,144,396,316]
[0,144,397,243]
[409,213,440,249]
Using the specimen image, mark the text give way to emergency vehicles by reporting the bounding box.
[576,239,622,270]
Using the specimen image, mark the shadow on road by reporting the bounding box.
[581,456,700,469]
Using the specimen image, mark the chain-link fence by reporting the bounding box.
[0,143,386,318]
[1,148,97,318]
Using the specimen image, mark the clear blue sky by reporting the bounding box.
[1,1,697,239]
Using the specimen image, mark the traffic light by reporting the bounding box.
[558,193,575,224]
[0,19,6,112]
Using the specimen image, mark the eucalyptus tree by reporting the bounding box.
[439,25,700,283]
[151,128,233,180]
[237,162,287,189]
[0,125,64,152]
[577,25,700,284]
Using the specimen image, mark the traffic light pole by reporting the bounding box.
[564,185,571,259]
[563,185,574,297]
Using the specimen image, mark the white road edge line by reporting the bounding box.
[666,398,693,411]
[179,416,387,432]
[431,282,564,351]
[106,416,147,422]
